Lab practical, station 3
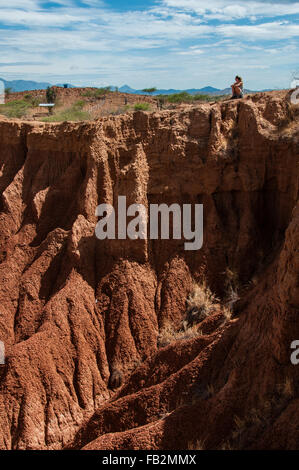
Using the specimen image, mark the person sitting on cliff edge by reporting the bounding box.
[230,76,244,99]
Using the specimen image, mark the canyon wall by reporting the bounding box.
[0,90,298,449]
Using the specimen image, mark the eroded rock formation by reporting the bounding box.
[0,90,298,449]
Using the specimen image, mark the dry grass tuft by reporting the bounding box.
[187,439,205,450]
[157,279,232,349]
[186,281,219,327]
[157,322,202,348]
[278,377,294,399]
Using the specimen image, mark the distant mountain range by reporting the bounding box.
[117,84,232,96]
[0,78,74,92]
[117,84,274,96]
[0,78,273,96]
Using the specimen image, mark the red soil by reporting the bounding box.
[0,90,298,449]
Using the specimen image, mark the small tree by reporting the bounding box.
[142,87,157,96]
[5,87,12,96]
[46,86,57,103]
[46,86,57,115]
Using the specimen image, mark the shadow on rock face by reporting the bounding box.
[109,368,123,390]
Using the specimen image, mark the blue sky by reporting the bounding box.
[0,0,298,89]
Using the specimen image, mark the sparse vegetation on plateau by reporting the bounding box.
[0,93,44,118]
[160,92,227,104]
[42,100,91,122]
[134,102,151,111]
[81,87,112,98]
[0,99,33,118]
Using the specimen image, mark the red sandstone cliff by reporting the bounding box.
[0,90,298,450]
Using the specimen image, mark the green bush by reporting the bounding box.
[73,100,85,109]
[42,101,90,122]
[162,92,226,104]
[0,99,32,118]
[193,94,211,101]
[30,97,43,107]
[82,87,111,98]
[166,92,191,103]
[134,102,150,111]
[23,94,43,107]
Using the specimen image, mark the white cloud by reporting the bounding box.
[217,21,299,39]
[0,0,38,7]
[162,0,299,20]
[178,48,204,55]
[0,9,92,26]
[0,0,298,90]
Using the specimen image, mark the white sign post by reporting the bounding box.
[39,103,55,109]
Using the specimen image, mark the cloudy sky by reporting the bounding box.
[0,0,298,89]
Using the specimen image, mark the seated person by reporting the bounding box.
[231,76,244,99]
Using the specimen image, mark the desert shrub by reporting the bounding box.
[134,102,150,111]
[157,322,202,348]
[5,87,12,96]
[32,98,43,107]
[81,89,94,98]
[165,92,209,104]
[42,101,90,122]
[73,100,85,109]
[82,87,111,98]
[192,94,211,101]
[186,282,219,327]
[0,99,32,118]
[25,95,43,107]
[164,92,226,104]
[157,280,231,349]
[166,92,191,104]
